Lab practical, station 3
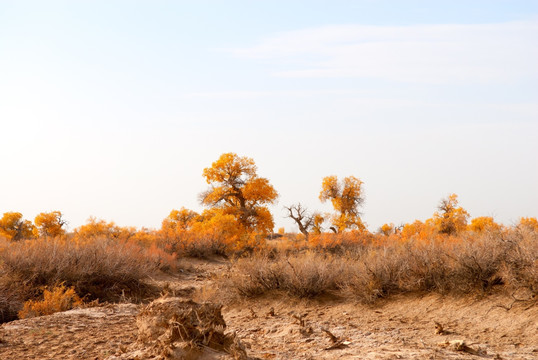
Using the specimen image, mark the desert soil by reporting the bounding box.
[1,259,536,360]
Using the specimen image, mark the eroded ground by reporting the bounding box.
[1,259,536,360]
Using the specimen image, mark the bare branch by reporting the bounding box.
[284,203,315,239]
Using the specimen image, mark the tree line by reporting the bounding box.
[1,152,537,242]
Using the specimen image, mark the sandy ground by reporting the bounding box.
[225,293,537,359]
[0,259,536,360]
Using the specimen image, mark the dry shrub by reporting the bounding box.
[499,228,538,297]
[0,277,25,323]
[308,231,371,254]
[221,252,347,299]
[134,296,247,359]
[342,246,409,303]
[219,228,538,303]
[145,242,178,272]
[445,234,508,293]
[0,237,160,302]
[342,234,513,302]
[283,252,347,298]
[403,240,453,292]
[18,283,82,319]
[159,225,267,259]
[158,231,229,258]
[0,238,28,322]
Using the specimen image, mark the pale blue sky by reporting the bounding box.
[1,1,537,232]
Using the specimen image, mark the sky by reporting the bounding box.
[1,1,537,232]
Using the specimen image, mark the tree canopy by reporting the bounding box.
[200,153,278,234]
[319,175,365,232]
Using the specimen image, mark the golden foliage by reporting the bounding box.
[73,217,133,241]
[302,231,371,252]
[400,220,435,241]
[432,194,469,236]
[519,217,538,231]
[161,208,199,237]
[0,212,34,241]
[312,214,325,235]
[319,175,365,232]
[34,211,66,238]
[201,153,278,235]
[18,283,82,319]
[468,216,501,233]
[379,223,395,236]
[190,209,243,244]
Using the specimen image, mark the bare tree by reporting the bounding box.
[284,203,317,240]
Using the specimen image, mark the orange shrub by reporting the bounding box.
[379,223,395,236]
[400,220,436,242]
[468,216,502,233]
[159,207,269,257]
[18,283,82,319]
[73,217,133,241]
[308,231,370,253]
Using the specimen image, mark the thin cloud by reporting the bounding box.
[227,21,538,84]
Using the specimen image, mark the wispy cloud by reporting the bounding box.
[227,21,538,84]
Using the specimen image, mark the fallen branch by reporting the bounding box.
[321,327,339,343]
[321,327,350,350]
[437,340,483,355]
[290,312,305,327]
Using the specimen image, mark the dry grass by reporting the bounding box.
[0,237,164,322]
[218,229,538,303]
[222,252,346,299]
[499,227,538,296]
[159,232,229,258]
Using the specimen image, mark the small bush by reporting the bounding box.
[500,228,538,297]
[18,283,82,319]
[221,252,347,299]
[342,246,409,303]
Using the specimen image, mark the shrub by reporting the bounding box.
[18,283,82,319]
[0,237,160,303]
[499,227,538,297]
[221,252,347,299]
[218,229,538,303]
[308,231,371,254]
[341,246,409,303]
[0,277,25,323]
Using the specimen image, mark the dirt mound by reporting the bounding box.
[110,296,249,360]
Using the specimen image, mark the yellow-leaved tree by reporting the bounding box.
[34,211,66,238]
[0,212,35,241]
[200,153,278,235]
[432,194,469,235]
[319,175,366,233]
